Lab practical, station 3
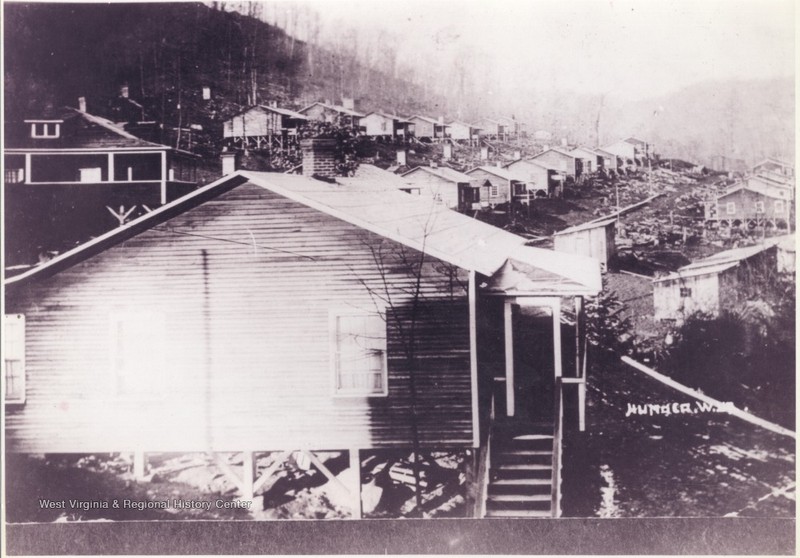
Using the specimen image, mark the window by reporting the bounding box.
[5,169,24,184]
[775,200,786,214]
[726,202,736,215]
[4,314,25,404]
[110,311,166,396]
[331,312,387,396]
[755,201,765,214]
[490,184,499,197]
[679,288,692,298]
[30,122,60,139]
[79,167,103,183]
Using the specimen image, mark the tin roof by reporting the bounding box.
[7,170,601,295]
[402,165,475,184]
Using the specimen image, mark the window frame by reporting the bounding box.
[754,201,765,214]
[4,314,26,405]
[29,121,61,139]
[726,202,736,215]
[329,309,389,398]
[679,287,692,298]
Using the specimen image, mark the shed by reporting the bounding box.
[653,243,778,323]
[553,218,617,272]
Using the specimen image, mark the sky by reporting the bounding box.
[302,0,795,101]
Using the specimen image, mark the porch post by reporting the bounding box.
[133,451,146,480]
[552,299,562,378]
[160,150,168,205]
[242,451,255,500]
[469,271,480,447]
[575,295,586,432]
[349,448,362,519]
[107,153,115,182]
[504,299,515,416]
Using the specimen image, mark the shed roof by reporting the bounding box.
[6,170,601,295]
[409,115,440,125]
[553,217,617,236]
[654,241,779,283]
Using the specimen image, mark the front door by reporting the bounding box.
[458,184,479,212]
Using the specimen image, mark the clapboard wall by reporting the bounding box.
[6,182,474,453]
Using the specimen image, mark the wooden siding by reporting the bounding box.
[532,151,577,176]
[712,188,792,221]
[402,170,460,209]
[6,183,474,453]
[653,273,721,322]
[361,114,395,137]
[223,108,289,138]
[553,225,615,272]
[467,168,511,205]
[410,118,435,139]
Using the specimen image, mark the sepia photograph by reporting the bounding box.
[1,0,795,554]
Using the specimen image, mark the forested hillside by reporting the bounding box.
[3,2,447,152]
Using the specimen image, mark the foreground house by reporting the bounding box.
[222,104,308,150]
[653,243,779,323]
[5,139,601,519]
[553,218,617,273]
[401,165,479,211]
[4,104,198,268]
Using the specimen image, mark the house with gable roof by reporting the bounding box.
[4,139,601,518]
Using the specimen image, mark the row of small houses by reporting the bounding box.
[222,100,528,148]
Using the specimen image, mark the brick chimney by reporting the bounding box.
[78,96,87,113]
[301,138,338,179]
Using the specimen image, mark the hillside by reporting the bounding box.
[3,2,447,153]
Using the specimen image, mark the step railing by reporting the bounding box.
[474,387,496,518]
[550,377,564,517]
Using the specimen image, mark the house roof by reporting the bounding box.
[720,179,792,200]
[553,217,617,236]
[466,166,517,181]
[298,102,364,118]
[7,107,169,150]
[653,261,741,284]
[402,165,475,184]
[336,164,412,190]
[534,147,576,160]
[409,115,441,125]
[225,105,308,122]
[624,137,648,146]
[503,159,549,171]
[362,111,412,123]
[448,120,482,130]
[653,241,781,284]
[753,157,794,169]
[6,170,601,295]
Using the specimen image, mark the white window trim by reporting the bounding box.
[755,201,765,214]
[726,202,736,215]
[30,122,61,139]
[4,314,26,405]
[329,309,389,398]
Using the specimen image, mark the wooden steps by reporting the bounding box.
[485,422,559,518]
